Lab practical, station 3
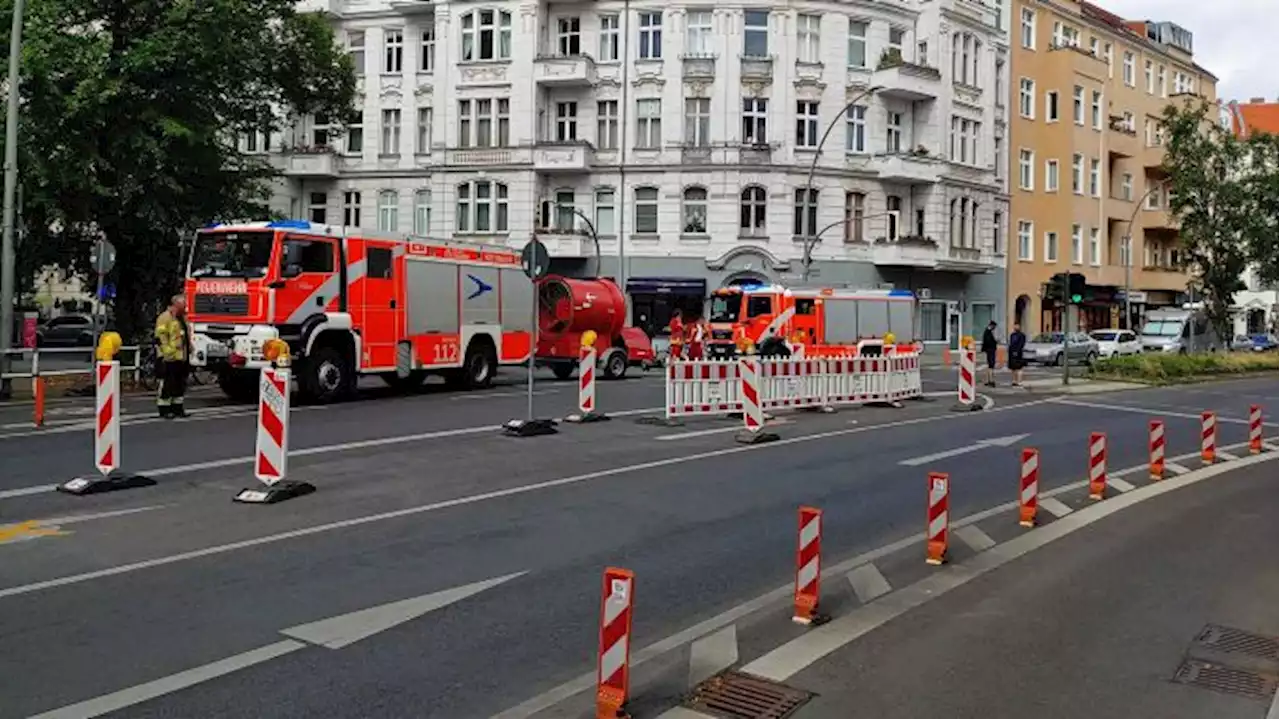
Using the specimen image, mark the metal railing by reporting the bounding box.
[1,345,143,381]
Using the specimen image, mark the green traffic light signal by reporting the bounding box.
[1070,294,1083,303]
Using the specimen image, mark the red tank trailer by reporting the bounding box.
[536,276,655,380]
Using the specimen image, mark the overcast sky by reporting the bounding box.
[1099,0,1279,101]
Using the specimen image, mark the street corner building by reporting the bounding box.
[1006,0,1218,334]
[249,0,1012,357]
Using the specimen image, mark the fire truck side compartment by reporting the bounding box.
[405,260,461,335]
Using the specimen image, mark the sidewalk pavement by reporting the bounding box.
[771,458,1277,719]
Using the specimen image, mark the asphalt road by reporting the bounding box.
[0,368,1273,719]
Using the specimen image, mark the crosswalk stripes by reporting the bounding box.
[1038,496,1074,518]
[1216,450,1240,461]
[846,564,892,604]
[1164,461,1191,475]
[1109,477,1136,492]
[953,525,996,552]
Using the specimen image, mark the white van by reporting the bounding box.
[1140,307,1224,353]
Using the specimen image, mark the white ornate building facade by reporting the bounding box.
[255,0,1010,347]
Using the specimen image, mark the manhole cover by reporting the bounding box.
[685,672,812,719]
[1172,659,1279,701]
[1193,625,1279,661]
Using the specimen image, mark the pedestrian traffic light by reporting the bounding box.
[1048,272,1088,304]
[1067,272,1086,304]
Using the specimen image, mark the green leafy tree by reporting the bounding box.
[1162,99,1249,342]
[0,0,355,340]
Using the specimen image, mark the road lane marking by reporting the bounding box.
[39,506,167,527]
[449,389,561,401]
[0,520,67,544]
[1109,477,1136,493]
[899,433,1027,467]
[0,399,1056,601]
[1050,398,1279,427]
[656,419,792,441]
[1165,462,1191,475]
[687,625,738,688]
[1038,497,1074,518]
[846,564,892,604]
[953,525,996,552]
[1217,450,1240,461]
[737,451,1279,683]
[0,405,329,440]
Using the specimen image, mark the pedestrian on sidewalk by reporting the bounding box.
[154,294,190,419]
[980,321,998,388]
[1008,322,1027,387]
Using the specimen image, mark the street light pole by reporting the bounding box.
[0,0,26,399]
[1121,176,1172,331]
[800,85,883,284]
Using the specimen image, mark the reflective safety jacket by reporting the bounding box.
[155,311,188,362]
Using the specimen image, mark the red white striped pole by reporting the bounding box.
[1200,411,1217,465]
[1149,420,1166,480]
[793,506,822,624]
[926,472,949,565]
[579,346,597,415]
[957,350,976,406]
[1248,404,1264,454]
[596,567,634,719]
[740,357,763,433]
[255,368,291,484]
[95,361,121,475]
[1088,431,1107,500]
[1018,448,1039,527]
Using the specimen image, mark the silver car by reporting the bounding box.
[1023,332,1100,366]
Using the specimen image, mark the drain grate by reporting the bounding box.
[1172,659,1279,701]
[1193,625,1279,661]
[685,671,813,719]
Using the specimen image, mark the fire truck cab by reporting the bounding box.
[185,220,533,403]
[705,285,918,357]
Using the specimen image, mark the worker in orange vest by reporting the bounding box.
[687,316,708,360]
[667,311,685,360]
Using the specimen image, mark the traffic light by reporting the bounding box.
[1048,272,1087,304]
[1067,272,1086,304]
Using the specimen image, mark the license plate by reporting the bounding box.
[205,343,229,358]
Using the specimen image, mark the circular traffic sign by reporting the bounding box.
[90,239,116,275]
[520,238,551,281]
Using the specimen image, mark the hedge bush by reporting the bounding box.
[1091,351,1279,382]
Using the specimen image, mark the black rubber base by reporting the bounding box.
[233,481,317,504]
[950,402,984,412]
[57,473,157,496]
[502,418,559,437]
[910,394,938,402]
[635,415,683,427]
[735,430,780,445]
[866,400,904,409]
[564,412,610,424]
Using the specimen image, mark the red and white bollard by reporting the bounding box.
[735,357,778,444]
[793,506,823,624]
[1248,404,1264,454]
[926,472,949,565]
[58,360,148,495]
[1200,411,1217,465]
[596,567,634,719]
[567,346,608,423]
[1149,419,1166,480]
[951,349,979,412]
[1088,431,1107,500]
[235,362,313,503]
[1018,448,1039,527]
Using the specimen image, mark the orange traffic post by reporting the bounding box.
[1200,411,1217,465]
[1149,420,1166,480]
[1018,448,1039,527]
[596,567,634,719]
[1248,405,1264,454]
[942,348,952,367]
[926,472,949,565]
[32,376,45,428]
[793,506,823,624]
[1087,432,1107,500]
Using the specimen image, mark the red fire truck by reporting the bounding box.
[185,220,535,402]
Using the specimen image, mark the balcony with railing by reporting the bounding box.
[533,141,593,172]
[871,49,940,101]
[532,229,595,258]
[871,151,942,184]
[280,148,339,178]
[444,146,533,166]
[534,54,597,86]
[869,235,999,273]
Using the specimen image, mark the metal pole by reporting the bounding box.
[1123,177,1171,332]
[527,275,536,421]
[0,0,27,399]
[1062,273,1070,387]
[801,85,882,283]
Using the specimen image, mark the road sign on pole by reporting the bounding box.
[504,238,557,437]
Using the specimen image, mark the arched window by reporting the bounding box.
[455,180,509,233]
[377,190,399,232]
[740,186,767,237]
[682,186,708,234]
[461,10,512,62]
[413,189,432,234]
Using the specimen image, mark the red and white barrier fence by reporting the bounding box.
[1149,419,1166,480]
[1200,411,1217,465]
[1018,448,1039,527]
[793,506,822,624]
[1249,404,1263,454]
[665,360,742,420]
[956,349,976,407]
[1088,431,1107,500]
[596,567,634,719]
[255,368,291,483]
[926,472,949,565]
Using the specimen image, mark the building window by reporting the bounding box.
[744,10,769,57]
[1019,78,1035,118]
[599,15,620,61]
[553,190,575,230]
[413,190,431,234]
[1144,59,1153,93]
[1045,231,1059,262]
[377,190,399,231]
[1046,159,1059,192]
[420,24,435,72]
[1018,149,1034,190]
[992,211,1003,254]
[1120,235,1131,267]
[1145,181,1161,209]
[346,111,363,154]
[1089,158,1100,197]
[460,10,512,62]
[347,30,366,77]
[311,114,331,147]
[384,28,404,73]
[1020,8,1036,50]
[555,101,578,141]
[741,186,767,237]
[597,100,619,150]
[793,188,818,237]
[847,105,866,153]
[743,98,768,145]
[888,28,904,56]
[681,187,708,234]
[920,301,946,342]
[797,14,820,63]
[343,191,361,227]
[1091,90,1102,129]
[416,107,432,154]
[457,98,510,148]
[886,111,903,153]
[455,180,509,233]
[1089,227,1101,265]
[556,17,581,56]
[1157,65,1166,97]
[638,12,662,59]
[796,101,819,148]
[1103,42,1113,76]
[848,20,867,67]
[686,11,712,55]
[970,201,979,248]
[1121,173,1133,200]
[1122,51,1134,86]
[595,188,615,235]
[994,137,1003,179]
[308,192,327,223]
[1071,224,1083,263]
[1046,90,1059,121]
[844,191,865,242]
[634,187,659,234]
[636,99,661,149]
[684,97,711,147]
[1017,220,1033,260]
[1072,86,1084,124]
[1089,36,1098,56]
[380,109,401,155]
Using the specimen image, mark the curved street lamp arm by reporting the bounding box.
[556,205,602,279]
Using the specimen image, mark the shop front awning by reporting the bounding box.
[625,277,707,297]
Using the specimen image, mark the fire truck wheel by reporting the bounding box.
[301,345,354,403]
[459,341,497,389]
[602,349,628,380]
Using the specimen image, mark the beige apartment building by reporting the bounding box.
[1008,0,1216,333]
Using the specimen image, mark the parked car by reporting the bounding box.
[1240,333,1279,352]
[1089,329,1142,359]
[1023,332,1100,366]
[35,315,103,347]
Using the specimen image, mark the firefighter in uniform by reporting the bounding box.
[667,311,685,361]
[155,294,190,418]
